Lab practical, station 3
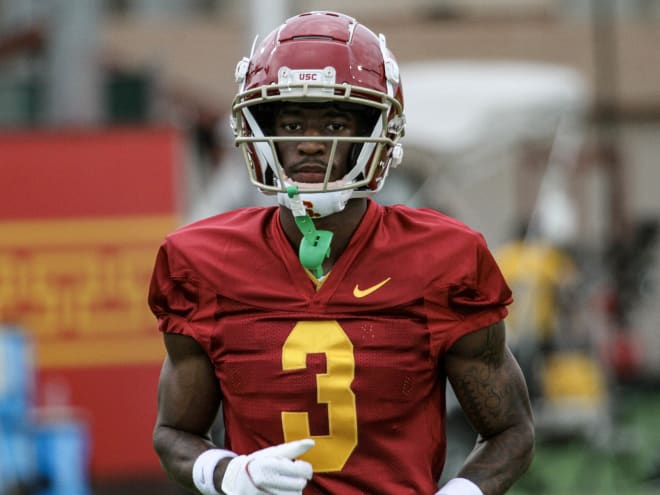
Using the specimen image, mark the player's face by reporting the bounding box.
[274,103,360,184]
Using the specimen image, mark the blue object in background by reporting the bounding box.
[0,325,92,495]
[35,416,92,495]
[0,420,38,495]
[0,325,38,495]
[0,324,35,423]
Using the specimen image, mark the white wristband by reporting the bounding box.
[435,477,484,495]
[192,449,238,495]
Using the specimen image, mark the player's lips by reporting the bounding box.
[290,163,328,183]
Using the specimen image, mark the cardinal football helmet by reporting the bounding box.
[231,11,405,215]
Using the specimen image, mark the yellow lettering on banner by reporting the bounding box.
[0,215,177,368]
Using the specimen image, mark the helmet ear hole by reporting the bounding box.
[250,103,281,135]
[349,144,364,170]
[264,165,275,186]
[358,107,381,137]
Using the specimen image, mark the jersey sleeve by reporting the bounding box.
[426,232,512,355]
[147,241,217,350]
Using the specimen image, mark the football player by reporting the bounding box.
[149,10,534,495]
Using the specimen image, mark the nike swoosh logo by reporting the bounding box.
[353,277,391,298]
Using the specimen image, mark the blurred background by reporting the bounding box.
[0,1,659,494]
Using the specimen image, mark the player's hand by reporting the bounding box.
[221,439,315,495]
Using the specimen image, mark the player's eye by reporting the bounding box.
[326,121,347,133]
[280,121,303,133]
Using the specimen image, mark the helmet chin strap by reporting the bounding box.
[284,186,334,278]
[277,180,353,218]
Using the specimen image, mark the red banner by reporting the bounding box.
[0,127,183,478]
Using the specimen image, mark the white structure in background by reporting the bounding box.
[400,60,589,246]
[247,0,289,44]
[44,0,102,126]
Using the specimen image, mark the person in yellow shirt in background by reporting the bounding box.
[496,224,576,355]
[496,221,607,423]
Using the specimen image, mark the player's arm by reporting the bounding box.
[443,320,535,495]
[153,332,226,492]
[153,332,315,495]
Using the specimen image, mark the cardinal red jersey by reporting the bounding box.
[148,200,512,495]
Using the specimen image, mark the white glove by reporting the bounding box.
[435,478,484,495]
[221,439,315,495]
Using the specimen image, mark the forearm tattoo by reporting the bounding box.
[449,322,534,494]
[454,324,513,435]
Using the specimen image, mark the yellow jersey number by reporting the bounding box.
[281,320,357,472]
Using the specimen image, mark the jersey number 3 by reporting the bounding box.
[281,320,357,472]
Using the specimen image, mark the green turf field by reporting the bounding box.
[510,387,660,495]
